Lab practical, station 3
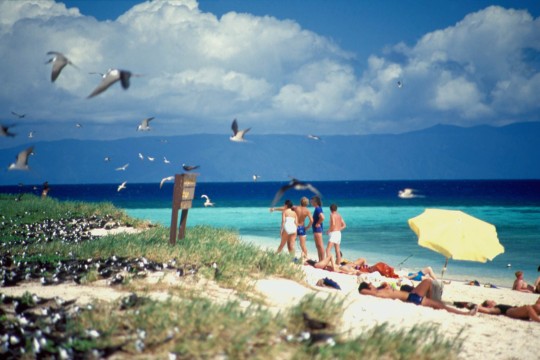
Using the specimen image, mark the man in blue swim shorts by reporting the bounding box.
[310,196,325,261]
[295,197,313,260]
[358,278,478,316]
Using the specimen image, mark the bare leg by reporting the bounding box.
[325,242,334,260]
[276,231,287,253]
[422,298,477,315]
[422,266,437,280]
[411,278,433,297]
[507,305,540,322]
[286,234,296,255]
[314,232,325,261]
[313,255,334,270]
[299,236,308,259]
[335,243,342,265]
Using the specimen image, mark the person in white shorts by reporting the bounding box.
[325,203,346,265]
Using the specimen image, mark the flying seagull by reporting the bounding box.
[398,188,422,199]
[115,163,129,171]
[28,131,35,138]
[87,68,140,98]
[11,111,25,119]
[160,176,174,189]
[117,181,127,192]
[46,51,77,82]
[307,134,321,141]
[182,164,200,172]
[147,156,155,161]
[270,178,321,207]
[201,194,214,207]
[8,146,34,171]
[104,156,111,162]
[230,118,251,142]
[1,124,16,137]
[137,117,154,131]
[252,174,261,182]
[397,80,403,88]
[138,153,144,160]
[163,157,170,164]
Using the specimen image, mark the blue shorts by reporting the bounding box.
[297,226,306,236]
[312,225,323,233]
[408,271,424,281]
[407,293,423,305]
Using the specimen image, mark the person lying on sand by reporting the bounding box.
[358,278,478,316]
[304,256,361,275]
[478,298,540,322]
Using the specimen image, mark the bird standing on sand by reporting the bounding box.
[46,51,77,82]
[160,176,174,189]
[137,117,154,131]
[87,69,139,98]
[182,164,200,172]
[230,119,251,142]
[117,181,127,192]
[8,147,34,170]
[271,178,321,207]
[201,195,214,207]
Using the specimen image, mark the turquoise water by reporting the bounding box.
[127,204,540,288]
[3,180,539,288]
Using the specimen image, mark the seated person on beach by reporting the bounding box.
[358,278,477,316]
[407,266,437,281]
[512,271,535,293]
[478,298,540,322]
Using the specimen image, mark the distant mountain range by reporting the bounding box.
[1,122,539,185]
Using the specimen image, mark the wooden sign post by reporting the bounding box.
[170,173,198,245]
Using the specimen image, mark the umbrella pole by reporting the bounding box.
[441,258,448,280]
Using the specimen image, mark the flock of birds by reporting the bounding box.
[3,50,409,205]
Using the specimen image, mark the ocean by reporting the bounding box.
[2,180,540,288]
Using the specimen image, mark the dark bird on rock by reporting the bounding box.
[271,178,321,207]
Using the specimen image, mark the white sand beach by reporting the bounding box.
[3,263,539,360]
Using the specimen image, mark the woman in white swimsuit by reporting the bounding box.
[276,199,299,255]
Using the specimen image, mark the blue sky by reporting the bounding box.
[1,0,539,148]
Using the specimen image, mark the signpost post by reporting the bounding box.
[170,173,197,245]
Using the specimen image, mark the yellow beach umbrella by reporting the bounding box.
[408,209,504,277]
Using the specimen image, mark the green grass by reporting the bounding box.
[0,194,463,359]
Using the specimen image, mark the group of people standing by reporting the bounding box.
[271,196,346,262]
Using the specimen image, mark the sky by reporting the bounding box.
[1,0,539,148]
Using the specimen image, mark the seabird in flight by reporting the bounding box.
[46,51,77,82]
[230,118,251,142]
[137,117,154,131]
[8,147,34,170]
[201,194,214,207]
[271,178,321,207]
[87,68,140,98]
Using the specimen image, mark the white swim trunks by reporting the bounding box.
[328,231,342,244]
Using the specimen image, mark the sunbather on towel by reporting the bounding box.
[478,298,540,322]
[358,278,477,316]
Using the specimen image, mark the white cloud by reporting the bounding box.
[0,1,538,142]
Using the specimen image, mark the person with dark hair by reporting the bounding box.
[358,278,477,316]
[310,196,325,261]
[276,199,298,255]
[478,298,540,322]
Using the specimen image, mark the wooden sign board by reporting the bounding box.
[170,173,198,244]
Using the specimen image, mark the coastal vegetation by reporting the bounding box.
[0,194,462,359]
